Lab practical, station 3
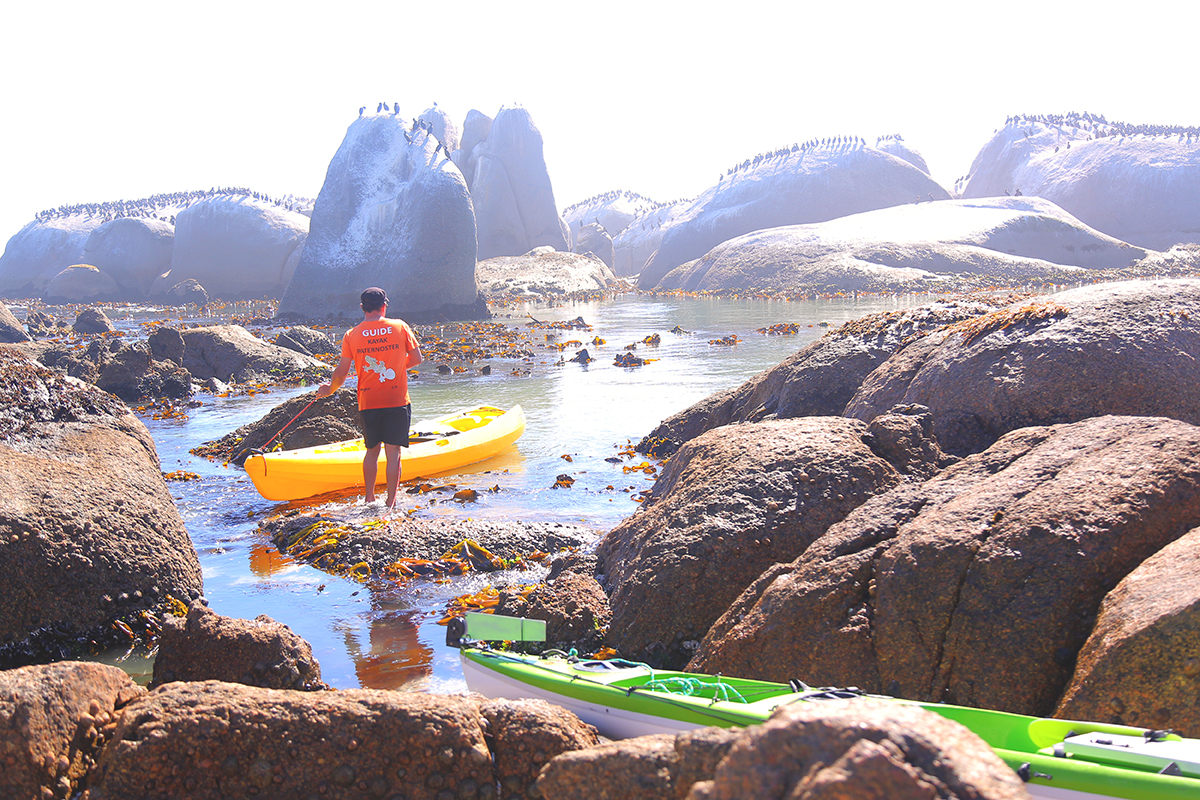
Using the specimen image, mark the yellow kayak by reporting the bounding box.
[244,405,525,501]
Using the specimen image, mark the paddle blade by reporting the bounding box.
[464,612,547,642]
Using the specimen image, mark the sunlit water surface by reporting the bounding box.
[137,294,928,691]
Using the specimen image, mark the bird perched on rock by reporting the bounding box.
[359,106,365,116]
[377,102,383,112]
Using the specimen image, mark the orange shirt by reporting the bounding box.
[340,317,421,410]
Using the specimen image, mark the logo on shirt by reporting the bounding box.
[364,355,396,383]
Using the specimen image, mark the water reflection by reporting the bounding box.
[339,600,433,690]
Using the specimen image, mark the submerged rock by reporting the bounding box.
[279,111,481,322]
[692,415,1200,717]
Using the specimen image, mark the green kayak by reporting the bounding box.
[450,613,1199,800]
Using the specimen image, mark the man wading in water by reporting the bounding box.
[316,287,423,507]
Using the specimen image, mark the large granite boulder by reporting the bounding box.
[454,108,493,187]
[639,141,951,289]
[691,416,1200,717]
[0,662,144,800]
[573,223,615,267]
[159,195,308,299]
[86,681,597,800]
[563,190,663,248]
[689,700,1028,800]
[612,200,690,277]
[151,602,324,690]
[1055,526,1200,735]
[599,413,956,667]
[470,107,571,259]
[43,264,119,304]
[639,299,995,456]
[657,196,1144,294]
[0,302,31,343]
[0,348,203,654]
[960,113,1200,250]
[0,216,98,297]
[278,111,481,322]
[417,104,460,153]
[476,247,617,299]
[179,324,331,384]
[274,325,336,357]
[80,216,174,298]
[845,279,1200,456]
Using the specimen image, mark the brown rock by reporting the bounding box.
[0,349,203,655]
[500,571,611,650]
[72,307,115,334]
[477,697,601,799]
[670,727,742,800]
[638,299,994,456]
[692,416,1200,716]
[151,602,325,690]
[687,700,1028,800]
[88,682,494,800]
[146,326,184,364]
[599,417,909,667]
[0,662,143,800]
[846,279,1200,455]
[535,734,680,800]
[198,388,363,465]
[274,325,336,357]
[1055,526,1200,735]
[180,324,330,384]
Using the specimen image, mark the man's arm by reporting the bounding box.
[316,356,353,398]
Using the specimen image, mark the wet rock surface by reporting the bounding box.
[0,348,203,658]
[845,279,1200,456]
[151,602,326,691]
[196,387,362,465]
[0,301,30,342]
[498,569,612,652]
[1055,525,1200,736]
[692,415,1200,717]
[601,416,949,667]
[638,298,997,456]
[0,662,144,800]
[37,336,193,401]
[180,323,331,384]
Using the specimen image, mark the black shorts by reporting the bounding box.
[360,404,411,449]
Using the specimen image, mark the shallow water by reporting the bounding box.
[138,293,929,691]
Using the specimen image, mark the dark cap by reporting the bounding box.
[360,287,388,311]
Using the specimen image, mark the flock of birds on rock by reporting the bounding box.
[722,135,868,180]
[34,188,314,225]
[1005,112,1200,142]
[358,103,455,164]
[562,189,671,220]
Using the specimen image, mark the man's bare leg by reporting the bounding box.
[363,444,382,503]
[384,443,401,508]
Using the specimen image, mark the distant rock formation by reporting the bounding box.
[960,113,1200,250]
[875,133,931,174]
[158,196,308,299]
[278,112,481,322]
[417,105,460,153]
[469,107,570,259]
[613,201,689,278]
[44,264,119,304]
[0,217,98,297]
[454,109,493,187]
[571,223,613,267]
[639,142,951,288]
[656,196,1145,294]
[81,217,174,298]
[476,247,617,300]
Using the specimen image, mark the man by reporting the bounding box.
[316,287,423,507]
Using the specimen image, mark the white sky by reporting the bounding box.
[1,0,1195,248]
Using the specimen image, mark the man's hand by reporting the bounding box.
[315,382,334,398]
